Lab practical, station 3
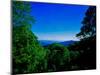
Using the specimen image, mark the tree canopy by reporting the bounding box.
[12,1,47,73]
[76,6,96,39]
[12,1,35,27]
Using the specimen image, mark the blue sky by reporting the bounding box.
[30,2,89,41]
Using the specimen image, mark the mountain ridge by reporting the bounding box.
[38,40,77,46]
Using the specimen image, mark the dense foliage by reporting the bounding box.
[77,6,96,69]
[12,1,96,74]
[76,6,96,39]
[12,1,47,74]
[46,43,70,71]
[69,6,96,69]
[12,1,35,27]
[13,25,47,73]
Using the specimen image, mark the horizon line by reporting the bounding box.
[37,39,79,41]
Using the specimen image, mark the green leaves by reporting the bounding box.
[12,1,46,74]
[12,1,35,27]
[46,43,71,71]
[13,25,47,73]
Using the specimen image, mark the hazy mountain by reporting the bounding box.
[59,40,77,46]
[38,40,59,46]
[39,40,77,46]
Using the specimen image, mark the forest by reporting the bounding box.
[12,1,96,74]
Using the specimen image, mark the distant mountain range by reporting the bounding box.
[38,40,77,46]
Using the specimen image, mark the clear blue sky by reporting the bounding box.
[30,2,89,41]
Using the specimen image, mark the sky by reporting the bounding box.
[30,2,89,41]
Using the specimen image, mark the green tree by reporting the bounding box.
[46,43,70,71]
[69,51,80,70]
[12,1,47,74]
[12,1,35,27]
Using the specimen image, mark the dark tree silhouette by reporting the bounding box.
[76,6,96,39]
[75,6,96,69]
